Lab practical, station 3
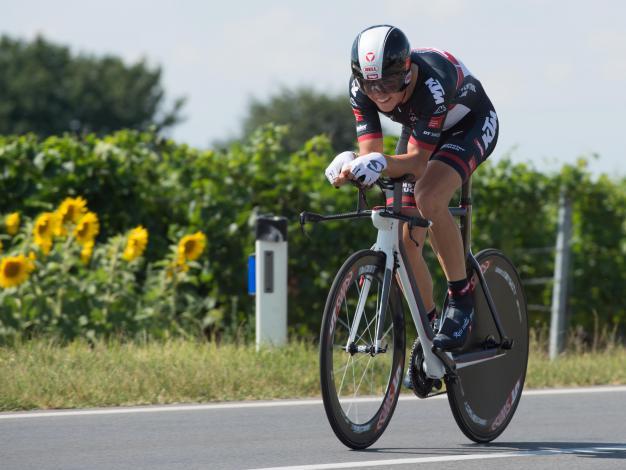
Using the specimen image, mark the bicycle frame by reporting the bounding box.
[301,176,513,380]
[344,178,511,379]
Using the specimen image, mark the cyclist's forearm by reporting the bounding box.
[384,151,430,179]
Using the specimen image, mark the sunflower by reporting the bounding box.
[54,197,87,236]
[80,240,94,265]
[33,212,55,255]
[122,226,149,262]
[74,212,100,245]
[5,212,20,236]
[0,254,35,289]
[177,232,206,263]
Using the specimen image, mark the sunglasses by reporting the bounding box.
[357,71,409,95]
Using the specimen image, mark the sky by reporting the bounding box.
[3,0,626,177]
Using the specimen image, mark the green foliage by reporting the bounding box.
[0,127,624,342]
[0,35,184,136]
[237,87,357,152]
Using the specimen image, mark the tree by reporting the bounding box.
[0,35,185,136]
[240,87,357,152]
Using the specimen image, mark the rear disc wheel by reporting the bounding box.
[446,249,529,442]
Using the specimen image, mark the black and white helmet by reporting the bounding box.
[351,25,411,95]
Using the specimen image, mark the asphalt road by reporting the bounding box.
[1,386,625,470]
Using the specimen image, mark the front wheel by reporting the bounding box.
[319,250,405,449]
[446,249,529,442]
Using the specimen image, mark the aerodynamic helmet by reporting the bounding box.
[351,25,411,94]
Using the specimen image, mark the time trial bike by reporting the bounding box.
[300,174,528,449]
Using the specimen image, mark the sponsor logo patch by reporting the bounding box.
[351,79,359,97]
[365,51,376,62]
[428,115,444,129]
[352,109,364,122]
[440,143,465,153]
[425,78,445,104]
[434,104,447,114]
[459,82,477,98]
[367,160,384,173]
[366,73,380,79]
[481,110,498,149]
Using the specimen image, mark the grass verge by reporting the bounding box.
[0,338,624,411]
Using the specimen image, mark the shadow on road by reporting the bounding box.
[357,441,626,461]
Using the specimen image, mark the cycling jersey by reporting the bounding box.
[349,48,499,185]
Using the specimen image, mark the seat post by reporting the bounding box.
[459,177,472,265]
[392,182,402,214]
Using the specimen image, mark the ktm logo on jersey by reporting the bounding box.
[425,78,445,104]
[481,111,498,148]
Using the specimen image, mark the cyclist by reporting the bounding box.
[325,25,499,353]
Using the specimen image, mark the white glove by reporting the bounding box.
[345,152,387,186]
[325,151,356,186]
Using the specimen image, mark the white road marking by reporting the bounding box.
[0,385,624,420]
[246,445,626,470]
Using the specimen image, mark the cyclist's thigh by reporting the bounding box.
[429,103,499,184]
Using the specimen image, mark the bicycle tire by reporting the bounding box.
[445,248,529,443]
[319,249,405,449]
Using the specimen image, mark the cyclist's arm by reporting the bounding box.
[357,138,431,181]
[382,142,431,180]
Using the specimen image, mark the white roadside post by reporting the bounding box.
[255,215,288,351]
[549,193,572,360]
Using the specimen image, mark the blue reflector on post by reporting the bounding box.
[248,254,256,295]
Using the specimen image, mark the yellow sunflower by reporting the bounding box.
[33,212,55,255]
[0,254,35,289]
[122,226,149,262]
[5,212,20,236]
[80,240,94,265]
[54,197,88,236]
[74,212,100,245]
[177,232,206,263]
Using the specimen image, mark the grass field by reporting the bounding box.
[0,337,624,411]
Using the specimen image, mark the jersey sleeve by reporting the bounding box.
[348,77,382,142]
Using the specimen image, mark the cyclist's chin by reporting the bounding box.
[372,94,402,112]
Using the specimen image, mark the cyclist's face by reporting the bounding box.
[362,68,413,112]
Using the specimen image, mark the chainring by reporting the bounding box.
[408,337,435,399]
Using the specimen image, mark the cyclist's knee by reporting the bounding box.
[414,189,448,219]
[403,225,426,252]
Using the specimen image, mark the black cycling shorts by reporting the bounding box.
[391,101,499,207]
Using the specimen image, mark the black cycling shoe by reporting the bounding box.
[432,305,473,351]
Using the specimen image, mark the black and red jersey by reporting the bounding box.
[349,48,489,153]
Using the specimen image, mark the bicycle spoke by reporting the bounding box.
[342,295,352,335]
[336,317,350,333]
[345,352,359,419]
[333,352,369,375]
[354,313,378,344]
[352,356,373,399]
[336,354,352,398]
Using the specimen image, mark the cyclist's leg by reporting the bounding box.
[414,163,465,281]
[416,106,499,350]
[395,125,436,315]
[401,220,435,313]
